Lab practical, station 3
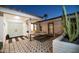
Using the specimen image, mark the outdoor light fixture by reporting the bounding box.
[14,16,20,19]
[12,16,22,22]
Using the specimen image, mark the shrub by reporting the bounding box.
[0,42,3,50]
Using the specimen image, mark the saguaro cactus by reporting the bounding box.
[62,6,79,42]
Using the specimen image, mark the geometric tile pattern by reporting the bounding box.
[0,36,53,53]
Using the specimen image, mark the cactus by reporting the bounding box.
[62,6,79,42]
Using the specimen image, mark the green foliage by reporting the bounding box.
[62,6,79,42]
[0,42,3,50]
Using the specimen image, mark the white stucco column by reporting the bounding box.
[0,16,4,42]
[27,18,32,41]
[33,24,35,31]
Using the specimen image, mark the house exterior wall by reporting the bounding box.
[0,7,42,42]
[3,13,28,37]
[54,19,63,35]
[0,16,4,42]
[2,12,42,38]
[38,18,63,36]
[40,21,49,33]
[36,13,79,37]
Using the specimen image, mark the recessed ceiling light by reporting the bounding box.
[14,16,20,19]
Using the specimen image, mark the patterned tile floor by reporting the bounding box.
[1,36,53,53]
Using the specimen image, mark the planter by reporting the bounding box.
[53,34,79,53]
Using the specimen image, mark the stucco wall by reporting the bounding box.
[0,16,4,42]
[40,21,48,33]
[54,20,63,34]
[39,18,63,35]
[4,13,28,37]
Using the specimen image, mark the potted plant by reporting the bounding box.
[53,6,79,53]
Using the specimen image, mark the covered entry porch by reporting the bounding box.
[0,7,53,53]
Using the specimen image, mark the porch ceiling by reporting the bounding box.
[4,13,29,22]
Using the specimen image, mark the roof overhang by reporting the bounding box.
[0,7,43,21]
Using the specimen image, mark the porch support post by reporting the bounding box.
[33,24,35,31]
[28,18,32,41]
[53,22,55,38]
[37,23,40,32]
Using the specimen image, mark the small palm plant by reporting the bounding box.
[43,14,48,20]
[62,6,79,42]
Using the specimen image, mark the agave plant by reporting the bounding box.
[62,6,79,42]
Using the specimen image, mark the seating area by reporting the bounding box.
[0,36,52,53]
